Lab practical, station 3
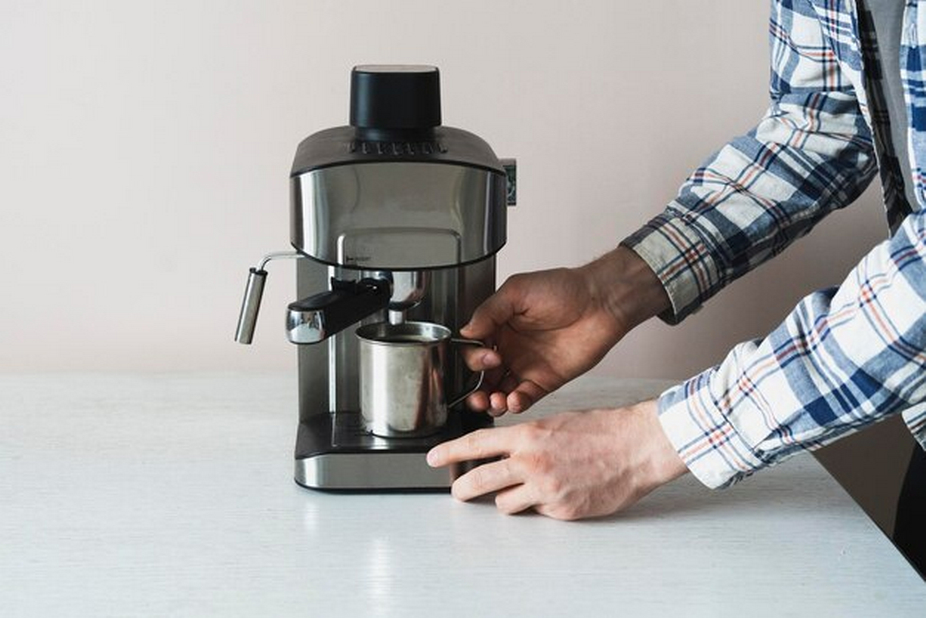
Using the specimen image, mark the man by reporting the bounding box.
[426,0,926,521]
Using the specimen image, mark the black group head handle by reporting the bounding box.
[349,65,441,140]
[287,278,391,344]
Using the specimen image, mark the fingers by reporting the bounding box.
[464,362,510,413]
[450,458,521,502]
[458,275,551,416]
[426,426,516,467]
[486,378,547,415]
[507,380,547,413]
[494,485,536,515]
[466,390,490,411]
[465,388,508,416]
[459,345,502,371]
[459,283,519,341]
[466,378,548,415]
[489,391,509,416]
[465,363,508,413]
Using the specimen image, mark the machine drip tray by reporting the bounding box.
[294,410,490,490]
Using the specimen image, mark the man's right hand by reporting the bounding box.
[461,246,671,415]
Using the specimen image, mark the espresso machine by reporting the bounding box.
[235,65,515,490]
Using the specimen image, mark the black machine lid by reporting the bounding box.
[349,64,441,134]
[290,65,504,177]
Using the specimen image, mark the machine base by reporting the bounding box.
[294,410,491,490]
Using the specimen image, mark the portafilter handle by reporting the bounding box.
[286,278,391,344]
[235,251,303,344]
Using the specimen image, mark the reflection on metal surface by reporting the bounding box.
[295,452,452,489]
[286,306,328,344]
[291,162,506,269]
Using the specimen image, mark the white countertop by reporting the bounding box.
[1,373,923,616]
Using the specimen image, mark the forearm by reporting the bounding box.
[577,246,671,331]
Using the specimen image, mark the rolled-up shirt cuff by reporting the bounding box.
[656,372,768,489]
[620,209,722,325]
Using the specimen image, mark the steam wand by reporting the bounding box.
[235,251,303,344]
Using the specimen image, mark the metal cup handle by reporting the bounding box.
[447,338,487,409]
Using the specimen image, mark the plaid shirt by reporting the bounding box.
[621,0,926,489]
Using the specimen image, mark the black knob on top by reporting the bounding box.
[349,65,441,136]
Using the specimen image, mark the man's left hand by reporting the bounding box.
[426,399,688,520]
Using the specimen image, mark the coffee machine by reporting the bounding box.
[235,65,515,490]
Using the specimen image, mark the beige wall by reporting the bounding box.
[0,0,889,378]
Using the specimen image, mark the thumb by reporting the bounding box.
[460,286,519,339]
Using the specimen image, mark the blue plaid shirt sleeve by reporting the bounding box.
[622,0,877,325]
[620,0,926,488]
[657,212,926,488]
